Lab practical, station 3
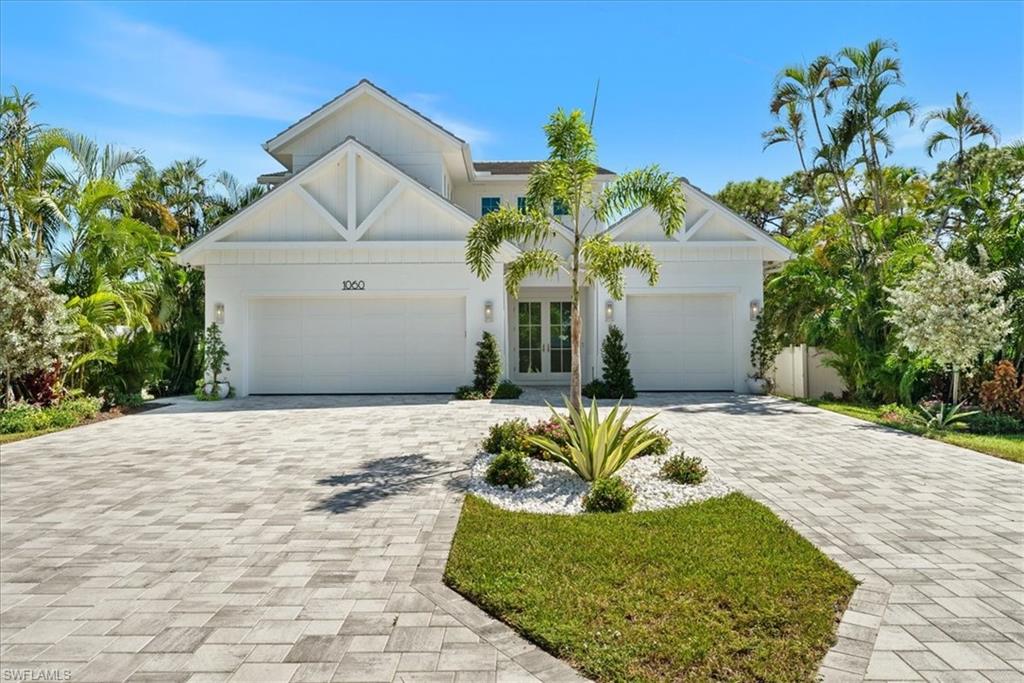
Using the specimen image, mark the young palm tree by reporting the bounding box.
[465,109,686,409]
[921,92,999,167]
[762,102,809,172]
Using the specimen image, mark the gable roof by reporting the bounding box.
[474,161,616,176]
[605,180,793,261]
[177,135,476,265]
[264,79,467,155]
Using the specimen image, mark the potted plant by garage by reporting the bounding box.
[196,323,231,400]
[747,313,778,395]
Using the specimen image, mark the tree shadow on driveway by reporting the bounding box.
[312,453,470,514]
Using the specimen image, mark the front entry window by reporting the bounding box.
[518,302,542,373]
[549,301,572,373]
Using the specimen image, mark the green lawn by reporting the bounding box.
[801,400,1024,464]
[445,494,856,683]
[0,427,64,445]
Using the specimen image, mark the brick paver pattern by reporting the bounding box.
[0,392,1021,682]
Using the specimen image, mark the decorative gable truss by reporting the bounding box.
[178,138,513,266]
[606,182,792,262]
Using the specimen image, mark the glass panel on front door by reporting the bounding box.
[549,301,572,373]
[518,302,542,373]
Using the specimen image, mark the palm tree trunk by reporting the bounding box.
[952,367,960,404]
[570,229,583,410]
[810,100,854,214]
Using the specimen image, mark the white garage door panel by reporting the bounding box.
[627,294,734,390]
[250,297,465,393]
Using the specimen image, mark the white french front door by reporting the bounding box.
[514,300,573,382]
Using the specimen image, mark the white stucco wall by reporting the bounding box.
[205,261,506,396]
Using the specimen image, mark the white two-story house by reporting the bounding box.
[178,80,791,396]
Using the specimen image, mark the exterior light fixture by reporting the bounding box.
[749,299,761,321]
[605,300,614,322]
[214,302,225,325]
[483,300,494,323]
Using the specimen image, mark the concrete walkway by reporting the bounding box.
[1,392,1021,682]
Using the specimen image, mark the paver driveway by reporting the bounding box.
[1,392,1021,683]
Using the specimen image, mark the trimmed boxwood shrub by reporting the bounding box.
[660,452,707,485]
[485,449,534,489]
[492,380,523,399]
[582,476,634,513]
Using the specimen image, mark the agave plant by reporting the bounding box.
[529,397,661,481]
[915,400,978,432]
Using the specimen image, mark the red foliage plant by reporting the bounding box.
[979,360,1024,418]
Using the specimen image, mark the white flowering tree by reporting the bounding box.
[886,254,1010,402]
[0,262,76,405]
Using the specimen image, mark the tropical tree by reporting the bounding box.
[763,102,809,173]
[0,259,75,404]
[886,254,1010,401]
[921,92,999,169]
[0,90,70,255]
[834,39,916,213]
[465,109,686,408]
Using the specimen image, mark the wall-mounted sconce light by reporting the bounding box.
[604,300,614,322]
[749,299,761,321]
[214,302,225,325]
[483,300,494,323]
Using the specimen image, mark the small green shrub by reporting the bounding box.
[877,403,916,426]
[635,427,670,456]
[484,450,534,489]
[492,380,523,400]
[473,332,502,396]
[583,476,634,513]
[57,397,101,420]
[454,385,487,400]
[582,379,609,399]
[600,326,637,399]
[966,411,1024,435]
[482,418,531,454]
[107,391,144,410]
[660,452,707,485]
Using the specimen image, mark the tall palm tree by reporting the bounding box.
[921,92,999,168]
[834,39,916,213]
[466,109,685,408]
[0,89,71,254]
[770,55,854,212]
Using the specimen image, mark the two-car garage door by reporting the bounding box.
[249,297,465,394]
[626,294,735,391]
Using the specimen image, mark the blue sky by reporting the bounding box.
[2,1,1020,193]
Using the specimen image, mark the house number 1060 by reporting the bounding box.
[342,280,365,291]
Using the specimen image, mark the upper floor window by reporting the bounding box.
[553,199,570,216]
[481,197,501,216]
[517,197,527,213]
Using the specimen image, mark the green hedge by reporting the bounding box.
[0,397,102,434]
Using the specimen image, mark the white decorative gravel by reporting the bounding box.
[467,452,733,515]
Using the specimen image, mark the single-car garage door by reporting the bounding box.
[250,297,466,394]
[626,294,734,390]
